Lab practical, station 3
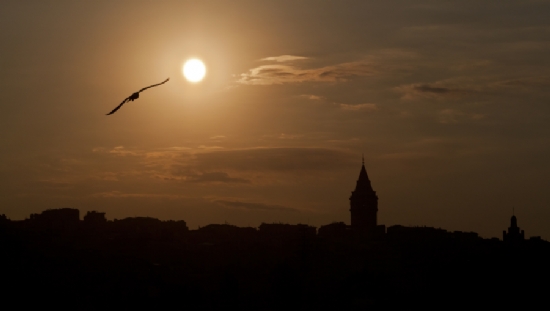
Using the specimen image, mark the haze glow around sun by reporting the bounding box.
[183,59,206,83]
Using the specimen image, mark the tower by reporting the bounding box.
[503,214,525,242]
[349,156,378,232]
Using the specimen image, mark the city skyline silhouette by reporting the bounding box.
[1,167,547,309]
[1,159,542,242]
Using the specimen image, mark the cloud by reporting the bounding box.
[27,180,74,189]
[192,147,355,172]
[93,146,141,157]
[413,85,453,94]
[489,76,550,91]
[237,61,374,85]
[92,172,120,181]
[214,200,297,212]
[187,172,251,184]
[339,103,378,111]
[395,75,550,101]
[91,146,356,186]
[276,133,304,140]
[300,94,323,100]
[395,82,466,100]
[451,60,492,71]
[93,191,185,199]
[166,164,251,184]
[378,152,434,160]
[437,109,485,124]
[197,145,224,150]
[261,55,308,62]
[209,135,226,140]
[239,50,420,86]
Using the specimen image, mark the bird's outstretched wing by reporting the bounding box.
[138,78,170,92]
[106,78,170,115]
[106,97,130,115]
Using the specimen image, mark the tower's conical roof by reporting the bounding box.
[354,155,374,193]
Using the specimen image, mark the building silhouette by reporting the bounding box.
[259,223,316,240]
[503,214,525,242]
[83,211,107,224]
[318,222,350,239]
[349,156,384,237]
[28,208,80,231]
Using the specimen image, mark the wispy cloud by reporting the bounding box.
[261,55,308,62]
[339,103,378,111]
[276,133,304,140]
[378,152,434,160]
[238,50,419,86]
[90,146,355,187]
[93,146,141,157]
[396,75,550,101]
[27,180,74,189]
[92,172,120,181]
[300,94,323,100]
[192,147,355,172]
[437,109,485,124]
[93,191,186,199]
[214,200,297,212]
[488,76,550,91]
[395,82,467,100]
[197,145,224,150]
[238,61,374,85]
[186,172,251,184]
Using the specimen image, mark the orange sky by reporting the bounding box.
[1,0,550,239]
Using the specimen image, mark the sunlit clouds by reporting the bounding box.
[214,199,298,212]
[88,145,356,186]
[437,109,485,124]
[300,94,324,100]
[339,103,378,111]
[238,56,374,85]
[260,55,309,62]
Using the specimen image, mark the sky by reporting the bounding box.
[1,0,550,239]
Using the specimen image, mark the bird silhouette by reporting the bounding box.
[106,78,170,115]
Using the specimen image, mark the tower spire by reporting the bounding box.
[362,153,364,165]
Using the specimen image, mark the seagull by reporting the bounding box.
[106,78,170,115]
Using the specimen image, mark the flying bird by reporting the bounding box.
[106,78,170,115]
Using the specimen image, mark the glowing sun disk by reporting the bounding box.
[183,59,206,83]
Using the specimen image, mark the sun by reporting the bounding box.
[183,59,206,83]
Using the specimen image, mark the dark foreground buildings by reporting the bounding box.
[0,159,548,309]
